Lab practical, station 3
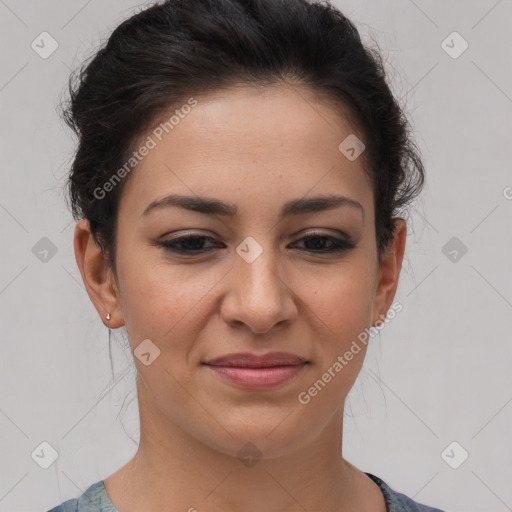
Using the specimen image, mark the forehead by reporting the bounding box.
[119,83,373,221]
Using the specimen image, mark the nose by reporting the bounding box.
[220,249,298,334]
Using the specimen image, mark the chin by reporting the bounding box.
[201,417,315,461]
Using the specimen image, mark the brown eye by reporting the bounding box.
[158,235,222,254]
[291,234,355,253]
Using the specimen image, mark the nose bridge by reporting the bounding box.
[238,236,283,301]
[223,235,296,333]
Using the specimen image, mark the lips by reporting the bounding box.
[203,352,309,390]
[204,351,308,368]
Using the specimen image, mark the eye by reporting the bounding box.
[157,234,222,254]
[291,232,355,253]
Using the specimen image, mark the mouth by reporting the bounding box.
[202,352,310,390]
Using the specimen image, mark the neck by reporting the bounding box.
[104,386,378,512]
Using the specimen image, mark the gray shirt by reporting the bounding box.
[46,472,446,511]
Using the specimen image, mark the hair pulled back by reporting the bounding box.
[61,0,425,274]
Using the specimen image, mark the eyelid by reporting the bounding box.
[293,227,352,240]
[164,229,213,239]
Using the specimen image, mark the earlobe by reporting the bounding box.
[73,219,123,328]
[371,219,407,325]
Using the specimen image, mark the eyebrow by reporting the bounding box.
[141,193,364,221]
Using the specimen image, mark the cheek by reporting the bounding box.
[296,262,376,391]
[116,250,224,351]
[293,267,375,409]
[302,262,375,339]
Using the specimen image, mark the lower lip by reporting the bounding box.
[205,363,307,390]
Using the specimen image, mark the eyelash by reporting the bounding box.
[156,232,355,255]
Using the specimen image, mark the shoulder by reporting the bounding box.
[46,481,116,512]
[47,500,78,512]
[365,472,447,512]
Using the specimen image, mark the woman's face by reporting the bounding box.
[80,83,405,459]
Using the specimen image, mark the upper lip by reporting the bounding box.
[204,351,308,368]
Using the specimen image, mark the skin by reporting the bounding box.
[74,82,406,512]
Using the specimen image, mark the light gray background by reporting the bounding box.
[1,1,511,511]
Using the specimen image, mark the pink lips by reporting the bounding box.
[203,352,309,390]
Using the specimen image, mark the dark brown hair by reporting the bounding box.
[60,0,425,277]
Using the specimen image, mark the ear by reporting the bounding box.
[371,219,407,325]
[73,219,124,328]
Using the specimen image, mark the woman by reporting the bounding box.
[48,0,445,510]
